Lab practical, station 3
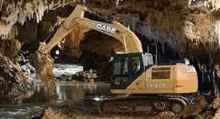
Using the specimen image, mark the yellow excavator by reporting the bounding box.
[38,5,204,114]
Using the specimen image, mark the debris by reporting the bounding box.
[212,98,220,119]
[30,51,56,98]
[180,96,210,117]
[56,70,98,82]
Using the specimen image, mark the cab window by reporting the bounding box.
[113,57,128,76]
[131,57,141,73]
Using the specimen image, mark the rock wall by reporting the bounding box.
[0,0,220,86]
[0,0,218,58]
[63,24,90,59]
[0,39,21,61]
[0,53,33,98]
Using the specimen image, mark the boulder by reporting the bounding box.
[0,53,33,98]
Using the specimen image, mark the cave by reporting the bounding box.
[1,0,220,118]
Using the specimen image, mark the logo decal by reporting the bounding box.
[146,83,166,88]
[96,24,116,34]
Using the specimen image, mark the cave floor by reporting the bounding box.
[0,64,213,119]
[0,64,109,119]
[0,80,111,119]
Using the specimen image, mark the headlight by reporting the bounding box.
[186,66,196,73]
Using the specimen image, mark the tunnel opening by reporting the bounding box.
[79,30,123,70]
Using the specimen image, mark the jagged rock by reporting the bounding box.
[0,39,21,61]
[17,50,36,76]
[0,53,33,98]
[212,98,220,119]
[56,70,97,82]
[73,70,98,82]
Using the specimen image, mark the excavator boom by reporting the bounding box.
[39,5,143,54]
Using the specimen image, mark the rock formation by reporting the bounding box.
[0,52,33,98]
[1,0,220,98]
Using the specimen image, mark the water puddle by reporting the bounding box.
[0,64,110,118]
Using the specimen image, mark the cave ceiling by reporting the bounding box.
[1,0,220,62]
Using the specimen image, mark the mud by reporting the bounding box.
[30,101,178,119]
[21,96,220,119]
[30,51,56,98]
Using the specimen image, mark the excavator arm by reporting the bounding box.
[33,5,145,98]
[39,5,143,54]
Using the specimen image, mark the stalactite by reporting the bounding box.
[0,0,220,59]
[0,0,77,38]
[0,0,4,12]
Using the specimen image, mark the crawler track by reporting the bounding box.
[98,95,189,115]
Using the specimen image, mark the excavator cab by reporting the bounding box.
[111,51,198,95]
[111,53,153,89]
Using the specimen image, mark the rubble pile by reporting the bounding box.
[56,70,98,82]
[72,70,98,82]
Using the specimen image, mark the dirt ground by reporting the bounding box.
[24,101,177,119]
[17,96,220,119]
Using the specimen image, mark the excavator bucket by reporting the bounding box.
[30,42,57,98]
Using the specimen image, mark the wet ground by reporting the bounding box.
[0,64,110,119]
[0,64,217,119]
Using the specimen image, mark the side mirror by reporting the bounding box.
[184,58,190,65]
[143,53,154,67]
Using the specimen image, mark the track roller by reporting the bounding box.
[171,101,184,114]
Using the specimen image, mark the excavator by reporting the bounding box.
[36,5,218,114]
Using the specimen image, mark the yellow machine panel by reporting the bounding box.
[127,72,146,90]
[145,65,175,93]
[111,64,198,94]
[174,64,198,93]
